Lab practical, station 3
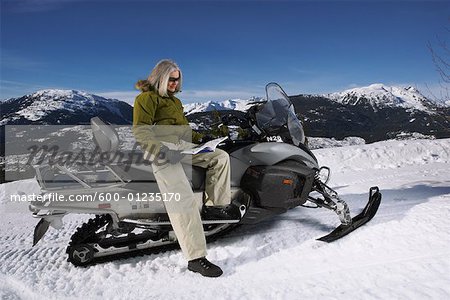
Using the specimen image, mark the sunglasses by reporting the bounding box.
[168,77,180,83]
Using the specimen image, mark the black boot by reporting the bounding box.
[188,257,223,277]
[201,203,241,220]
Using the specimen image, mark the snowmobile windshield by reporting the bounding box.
[255,83,305,145]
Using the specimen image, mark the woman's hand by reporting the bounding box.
[159,145,184,164]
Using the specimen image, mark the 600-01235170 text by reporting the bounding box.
[9,192,181,202]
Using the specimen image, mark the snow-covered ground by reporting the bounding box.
[1,138,449,299]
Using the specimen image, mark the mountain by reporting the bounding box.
[1,85,449,144]
[186,84,450,143]
[288,94,449,143]
[327,83,440,112]
[0,89,132,125]
[292,84,449,142]
[185,83,444,115]
[184,97,263,115]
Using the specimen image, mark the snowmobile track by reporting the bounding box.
[65,214,239,267]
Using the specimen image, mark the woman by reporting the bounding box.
[133,59,236,277]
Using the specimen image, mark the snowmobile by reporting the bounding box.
[29,82,381,266]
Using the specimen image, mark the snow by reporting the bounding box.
[1,138,450,299]
[308,136,366,149]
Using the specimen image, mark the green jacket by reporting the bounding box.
[132,90,203,156]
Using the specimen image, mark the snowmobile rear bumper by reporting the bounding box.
[318,186,382,242]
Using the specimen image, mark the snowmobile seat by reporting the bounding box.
[91,117,120,153]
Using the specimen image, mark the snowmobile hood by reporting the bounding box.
[250,142,318,169]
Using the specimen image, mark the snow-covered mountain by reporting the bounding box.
[184,84,444,115]
[327,83,438,112]
[183,97,263,115]
[185,84,449,142]
[1,84,443,122]
[0,89,132,125]
[1,85,449,143]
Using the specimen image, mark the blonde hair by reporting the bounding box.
[135,59,182,97]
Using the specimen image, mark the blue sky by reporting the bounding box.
[1,0,449,105]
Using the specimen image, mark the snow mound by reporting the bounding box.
[314,138,450,173]
[308,136,366,149]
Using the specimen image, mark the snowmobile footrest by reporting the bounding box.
[317,186,382,243]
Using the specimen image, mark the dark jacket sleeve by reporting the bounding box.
[132,93,162,158]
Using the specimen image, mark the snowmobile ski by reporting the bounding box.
[33,218,50,246]
[317,186,382,243]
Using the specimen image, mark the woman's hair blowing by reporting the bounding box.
[135,59,182,97]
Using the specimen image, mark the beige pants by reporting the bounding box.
[191,148,231,207]
[151,142,231,261]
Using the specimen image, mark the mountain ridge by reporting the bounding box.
[184,83,446,115]
[1,89,132,125]
[1,85,449,143]
[326,83,440,112]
